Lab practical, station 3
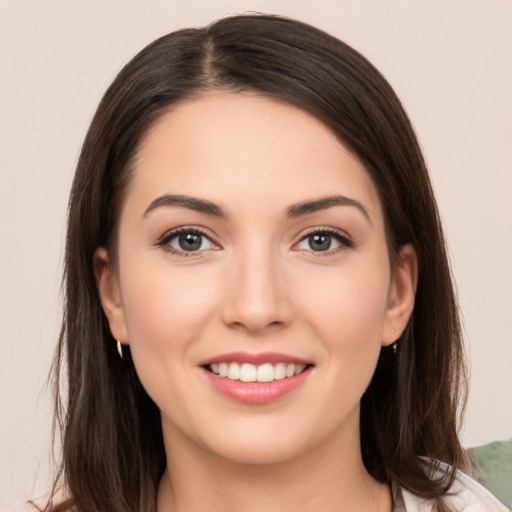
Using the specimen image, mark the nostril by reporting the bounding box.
[226,319,287,334]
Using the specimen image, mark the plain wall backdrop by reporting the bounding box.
[1,1,511,509]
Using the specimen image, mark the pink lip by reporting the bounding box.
[199,352,314,405]
[202,368,311,404]
[199,351,312,366]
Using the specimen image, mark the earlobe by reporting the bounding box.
[382,244,418,347]
[93,248,129,343]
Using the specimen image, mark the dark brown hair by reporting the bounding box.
[44,13,467,512]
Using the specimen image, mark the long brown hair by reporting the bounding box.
[44,14,468,511]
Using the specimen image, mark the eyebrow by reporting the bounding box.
[286,195,371,223]
[144,194,227,218]
[143,193,371,223]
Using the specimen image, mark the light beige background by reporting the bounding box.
[1,0,511,509]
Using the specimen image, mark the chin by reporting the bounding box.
[205,433,311,466]
[190,411,348,468]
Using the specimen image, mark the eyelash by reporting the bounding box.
[156,227,218,257]
[156,226,353,257]
[295,227,353,256]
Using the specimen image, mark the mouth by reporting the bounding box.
[199,352,314,404]
[204,362,310,382]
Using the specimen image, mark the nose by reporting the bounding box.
[221,246,293,334]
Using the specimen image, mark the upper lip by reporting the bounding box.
[199,351,313,366]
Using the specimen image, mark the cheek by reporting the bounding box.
[301,262,389,339]
[117,262,226,433]
[121,261,217,343]
[118,260,221,400]
[295,256,390,389]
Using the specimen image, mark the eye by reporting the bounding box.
[295,229,352,253]
[159,228,218,255]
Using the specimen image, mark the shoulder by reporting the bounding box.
[400,461,509,512]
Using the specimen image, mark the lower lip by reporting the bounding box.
[202,367,312,405]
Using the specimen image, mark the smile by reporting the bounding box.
[200,352,314,404]
[207,362,308,382]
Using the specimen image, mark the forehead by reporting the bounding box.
[127,92,383,223]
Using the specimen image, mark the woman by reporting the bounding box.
[44,13,507,512]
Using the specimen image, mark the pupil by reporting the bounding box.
[179,233,202,251]
[310,234,331,251]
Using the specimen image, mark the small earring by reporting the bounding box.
[391,327,397,353]
[117,340,123,359]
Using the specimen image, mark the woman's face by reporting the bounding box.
[96,92,416,466]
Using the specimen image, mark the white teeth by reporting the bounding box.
[208,361,309,382]
[240,363,257,382]
[294,364,306,375]
[227,362,240,380]
[274,363,287,380]
[256,363,274,382]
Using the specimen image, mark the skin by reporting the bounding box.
[95,92,417,512]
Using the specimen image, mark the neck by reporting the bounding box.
[157,421,391,512]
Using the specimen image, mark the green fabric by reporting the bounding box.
[468,438,512,510]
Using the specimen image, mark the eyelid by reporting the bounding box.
[156,225,221,256]
[292,226,353,253]
[155,225,352,257]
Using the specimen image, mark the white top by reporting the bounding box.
[395,461,508,511]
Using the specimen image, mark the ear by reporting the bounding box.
[93,247,129,344]
[381,243,418,347]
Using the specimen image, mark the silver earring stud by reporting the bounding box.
[117,340,123,359]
